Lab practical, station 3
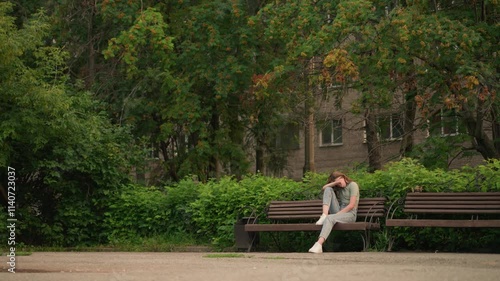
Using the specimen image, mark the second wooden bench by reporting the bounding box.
[385,192,500,250]
[386,192,500,227]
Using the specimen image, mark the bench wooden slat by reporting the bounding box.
[267,209,385,214]
[267,203,385,219]
[403,208,500,214]
[404,204,500,209]
[269,207,322,213]
[267,208,385,214]
[245,222,380,232]
[405,192,500,196]
[268,207,385,211]
[268,214,321,219]
[405,196,500,201]
[270,197,387,203]
[267,205,385,210]
[358,205,386,209]
[386,192,500,229]
[269,202,321,205]
[386,219,500,228]
[268,212,385,218]
[267,210,319,215]
[252,197,386,228]
[268,214,385,220]
[405,194,500,200]
[404,200,500,205]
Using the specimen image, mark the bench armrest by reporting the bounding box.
[386,196,405,221]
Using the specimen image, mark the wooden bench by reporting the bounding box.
[244,197,386,252]
[385,192,500,250]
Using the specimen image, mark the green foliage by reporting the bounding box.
[163,177,201,234]
[0,3,136,246]
[475,159,500,191]
[355,158,457,200]
[103,7,174,78]
[103,185,170,243]
[189,174,303,247]
[52,197,99,246]
[0,209,7,244]
[409,135,473,169]
[102,177,201,244]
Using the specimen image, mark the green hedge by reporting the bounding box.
[96,158,499,252]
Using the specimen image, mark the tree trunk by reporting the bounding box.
[492,106,500,154]
[308,108,316,172]
[462,112,500,159]
[365,109,382,172]
[461,95,499,159]
[160,139,178,182]
[86,0,96,90]
[481,0,486,22]
[255,138,265,174]
[303,92,316,175]
[400,82,417,157]
[211,111,222,179]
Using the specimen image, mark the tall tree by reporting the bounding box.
[252,0,346,175]
[321,0,499,168]
[100,0,262,182]
[0,2,134,245]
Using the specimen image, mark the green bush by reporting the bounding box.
[97,159,499,252]
[103,185,170,243]
[189,174,304,247]
[163,177,201,234]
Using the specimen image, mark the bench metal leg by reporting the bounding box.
[247,233,257,252]
[360,234,367,251]
[360,229,372,251]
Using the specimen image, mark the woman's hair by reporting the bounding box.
[327,171,352,184]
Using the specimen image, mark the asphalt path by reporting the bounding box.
[1,251,500,281]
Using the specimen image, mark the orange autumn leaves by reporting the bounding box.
[323,48,359,84]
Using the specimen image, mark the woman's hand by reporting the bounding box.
[322,180,339,190]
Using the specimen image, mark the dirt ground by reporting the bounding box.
[1,251,500,281]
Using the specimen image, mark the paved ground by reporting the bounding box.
[1,251,500,281]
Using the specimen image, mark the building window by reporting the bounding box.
[320,119,343,146]
[146,142,160,159]
[274,123,300,150]
[378,114,403,141]
[429,109,463,137]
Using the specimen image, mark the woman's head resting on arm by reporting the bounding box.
[327,171,352,188]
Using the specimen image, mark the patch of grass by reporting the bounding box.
[1,250,32,256]
[263,256,286,260]
[5,233,212,253]
[203,253,247,258]
[101,233,211,252]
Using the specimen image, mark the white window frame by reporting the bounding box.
[362,114,403,143]
[378,113,404,141]
[428,109,461,137]
[320,118,343,147]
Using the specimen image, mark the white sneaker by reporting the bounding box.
[308,242,323,253]
[315,214,327,225]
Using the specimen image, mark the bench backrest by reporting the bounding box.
[403,192,500,214]
[266,198,386,220]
